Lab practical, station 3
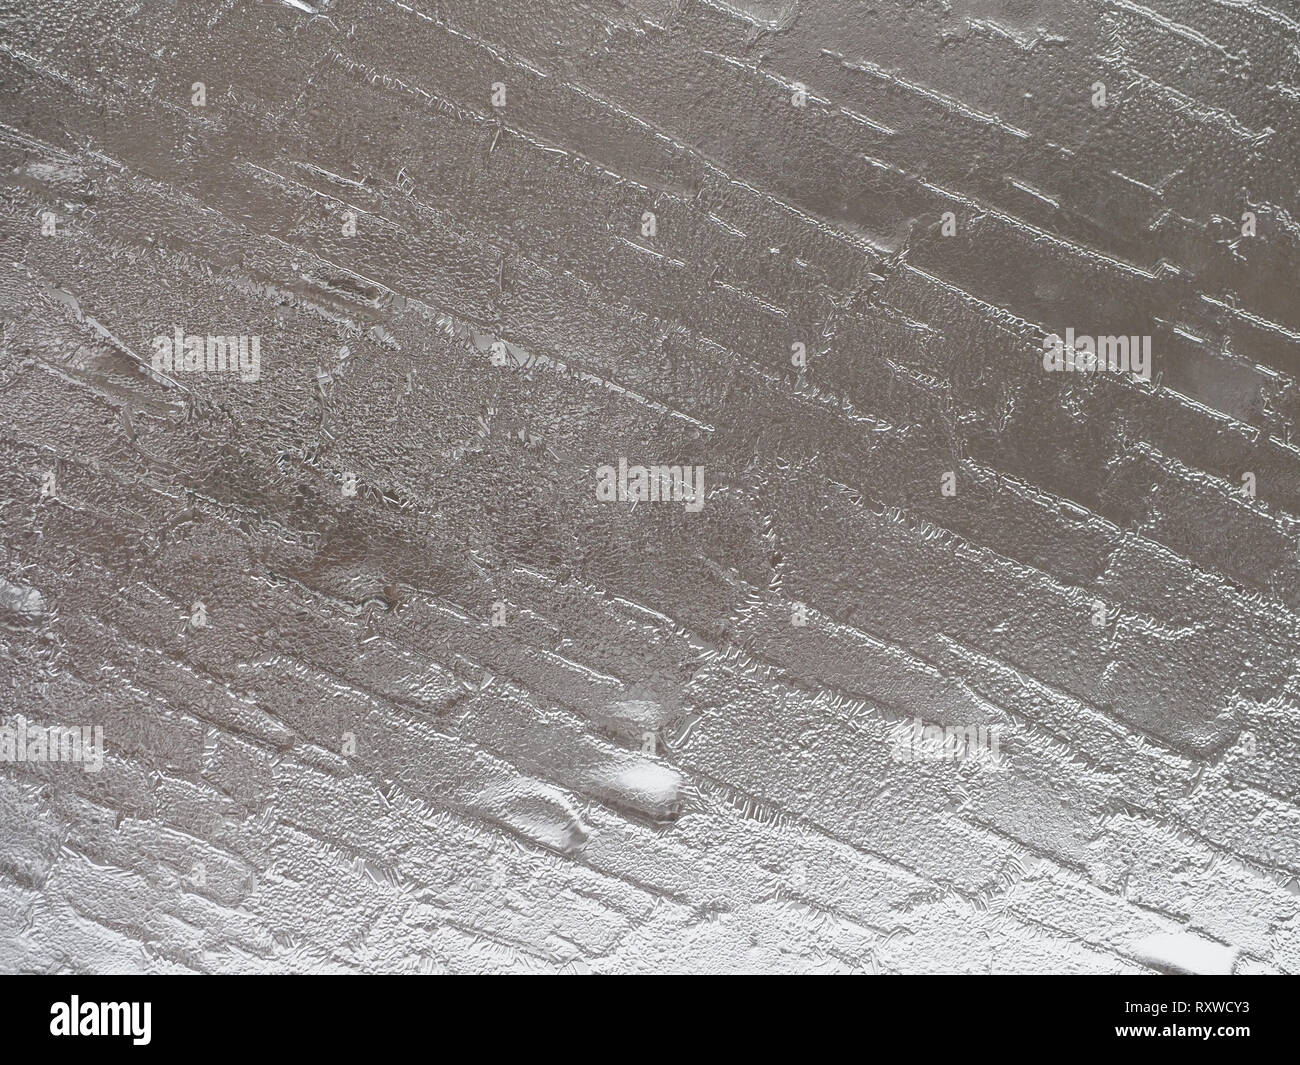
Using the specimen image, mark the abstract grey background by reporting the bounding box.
[1,0,1298,973]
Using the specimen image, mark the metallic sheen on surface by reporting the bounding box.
[1,0,1298,974]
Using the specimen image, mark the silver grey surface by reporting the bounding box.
[1,0,1298,974]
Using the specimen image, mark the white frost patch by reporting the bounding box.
[473,781,592,856]
[0,576,45,618]
[611,761,681,809]
[1131,931,1239,975]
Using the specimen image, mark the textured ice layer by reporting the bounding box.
[1,0,1298,974]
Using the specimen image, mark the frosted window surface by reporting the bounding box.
[0,0,1296,975]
